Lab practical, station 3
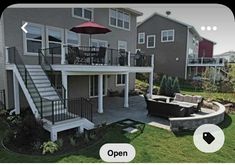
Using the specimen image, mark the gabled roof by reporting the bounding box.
[137,12,201,40]
[201,37,217,45]
[125,8,143,16]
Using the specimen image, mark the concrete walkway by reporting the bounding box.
[91,95,171,130]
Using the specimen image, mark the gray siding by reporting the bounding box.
[0,17,6,90]
[3,8,137,64]
[137,14,188,78]
[2,8,138,102]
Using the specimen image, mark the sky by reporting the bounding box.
[132,4,235,55]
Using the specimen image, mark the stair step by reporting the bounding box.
[30,75,48,80]
[26,65,42,69]
[35,83,51,87]
[44,96,60,100]
[38,87,55,92]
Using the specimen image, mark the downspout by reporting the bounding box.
[184,27,189,80]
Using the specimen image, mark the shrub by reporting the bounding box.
[172,77,180,95]
[56,138,63,149]
[159,75,167,95]
[165,76,173,97]
[40,141,59,155]
[69,136,77,147]
[218,80,234,93]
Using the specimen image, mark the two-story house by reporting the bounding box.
[137,12,224,80]
[0,6,154,141]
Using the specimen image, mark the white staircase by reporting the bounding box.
[13,64,94,141]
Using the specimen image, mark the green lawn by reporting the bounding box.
[0,114,235,163]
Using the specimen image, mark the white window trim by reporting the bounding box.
[118,40,127,51]
[109,8,130,31]
[147,35,156,48]
[116,74,125,86]
[72,8,94,21]
[45,25,64,56]
[23,21,45,56]
[138,32,145,44]
[161,29,175,42]
[88,75,107,98]
[65,29,81,46]
[89,38,108,47]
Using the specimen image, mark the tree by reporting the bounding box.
[165,76,173,97]
[159,75,167,95]
[172,77,180,95]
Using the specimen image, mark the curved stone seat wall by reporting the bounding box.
[169,102,225,131]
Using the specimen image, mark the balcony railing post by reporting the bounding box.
[40,97,43,119]
[25,68,27,87]
[201,57,203,64]
[5,47,9,64]
[52,100,55,124]
[127,51,131,66]
[151,54,154,67]
[51,48,54,65]
[61,44,66,64]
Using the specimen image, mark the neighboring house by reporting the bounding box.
[137,12,225,79]
[215,51,235,63]
[198,37,216,73]
[0,7,154,141]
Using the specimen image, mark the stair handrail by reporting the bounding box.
[7,47,44,118]
[38,49,66,101]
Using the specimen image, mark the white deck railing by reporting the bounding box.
[188,57,225,66]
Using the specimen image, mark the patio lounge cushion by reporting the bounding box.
[174,93,184,101]
[184,95,193,103]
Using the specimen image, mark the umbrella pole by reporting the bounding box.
[90,34,92,65]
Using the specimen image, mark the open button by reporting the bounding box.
[99,143,136,162]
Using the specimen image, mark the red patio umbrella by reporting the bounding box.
[70,21,111,44]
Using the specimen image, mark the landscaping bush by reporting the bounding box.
[172,77,180,94]
[158,75,181,97]
[218,80,234,93]
[40,141,59,155]
[159,75,167,95]
[6,109,48,149]
[165,76,173,97]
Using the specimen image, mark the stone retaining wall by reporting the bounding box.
[169,102,225,131]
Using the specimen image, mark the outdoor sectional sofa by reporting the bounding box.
[145,98,189,118]
[172,93,204,112]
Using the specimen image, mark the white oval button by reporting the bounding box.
[99,143,136,162]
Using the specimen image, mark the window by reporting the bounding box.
[147,35,156,48]
[116,74,125,86]
[118,40,127,51]
[66,30,80,46]
[161,30,174,42]
[89,75,106,97]
[24,23,44,54]
[72,8,93,20]
[90,39,108,47]
[138,32,145,44]
[46,27,63,55]
[109,8,130,30]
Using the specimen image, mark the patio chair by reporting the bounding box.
[93,46,106,64]
[119,49,128,66]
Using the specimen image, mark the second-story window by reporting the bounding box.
[138,32,145,44]
[161,29,174,42]
[109,9,130,30]
[24,23,44,54]
[46,27,63,55]
[147,35,156,48]
[73,8,93,20]
[66,30,80,46]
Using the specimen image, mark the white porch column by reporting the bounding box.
[149,71,154,99]
[127,51,131,66]
[124,73,129,108]
[98,74,103,113]
[13,73,20,114]
[61,44,66,64]
[62,71,68,99]
[5,46,9,64]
